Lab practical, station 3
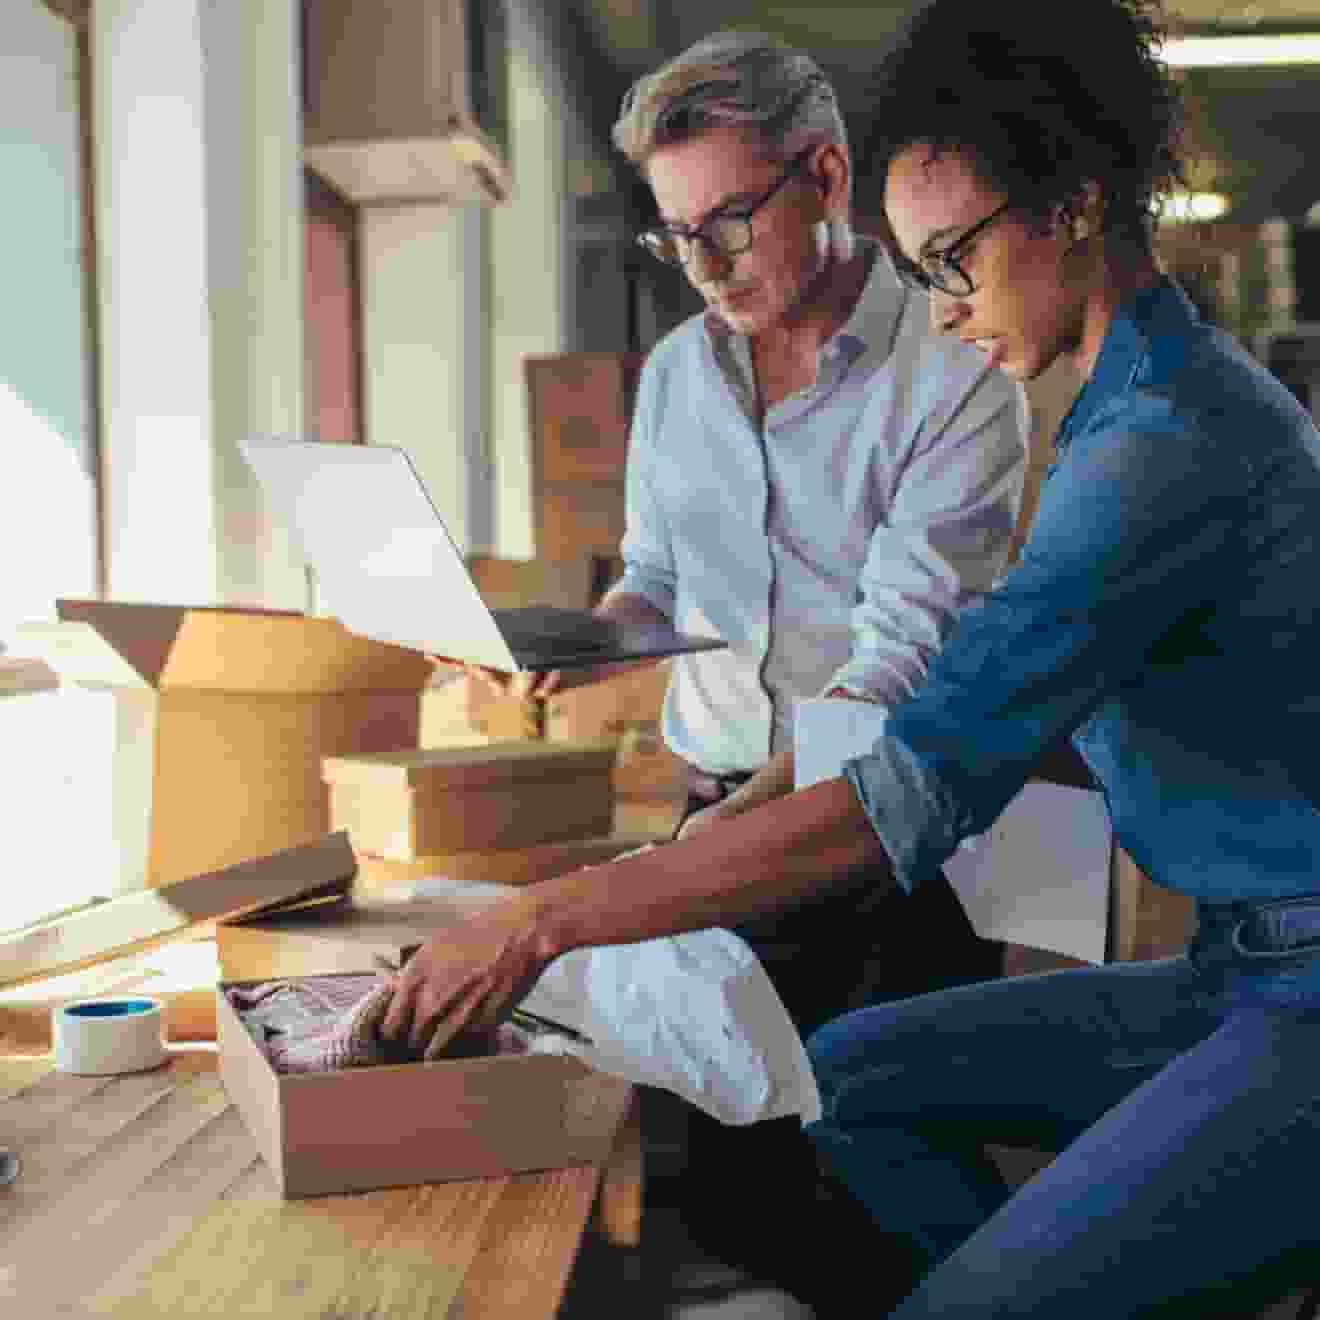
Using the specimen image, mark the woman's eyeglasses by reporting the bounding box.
[890,201,1014,298]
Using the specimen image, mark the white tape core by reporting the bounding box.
[53,997,166,1075]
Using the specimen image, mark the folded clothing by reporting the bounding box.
[226,975,527,1073]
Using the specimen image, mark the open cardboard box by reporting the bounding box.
[14,601,432,893]
[213,838,634,1197]
[216,973,632,1198]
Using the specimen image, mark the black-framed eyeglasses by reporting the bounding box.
[891,201,1014,298]
[637,147,815,269]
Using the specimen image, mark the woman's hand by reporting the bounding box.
[378,892,553,1061]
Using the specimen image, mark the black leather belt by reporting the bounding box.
[686,767,756,802]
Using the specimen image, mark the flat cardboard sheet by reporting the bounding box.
[0,834,356,989]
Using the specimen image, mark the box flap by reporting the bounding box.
[15,601,190,686]
[28,601,433,693]
[322,738,618,791]
[164,610,433,692]
[0,832,357,989]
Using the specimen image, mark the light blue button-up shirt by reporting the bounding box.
[617,241,1028,774]
[850,277,1320,903]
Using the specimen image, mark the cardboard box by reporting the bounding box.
[323,740,617,860]
[524,352,642,485]
[15,601,432,893]
[217,972,633,1198]
[420,673,541,744]
[545,662,687,801]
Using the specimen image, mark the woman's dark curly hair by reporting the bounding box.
[861,0,1186,250]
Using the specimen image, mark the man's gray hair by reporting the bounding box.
[612,30,847,168]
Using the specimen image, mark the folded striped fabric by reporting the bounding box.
[226,975,527,1073]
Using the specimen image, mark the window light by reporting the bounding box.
[1162,34,1320,67]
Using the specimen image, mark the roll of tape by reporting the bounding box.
[53,997,166,1075]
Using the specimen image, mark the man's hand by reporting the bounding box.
[379,892,553,1061]
[675,800,728,840]
[427,658,563,701]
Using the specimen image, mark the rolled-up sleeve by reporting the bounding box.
[828,370,1027,706]
[616,356,677,617]
[847,389,1248,892]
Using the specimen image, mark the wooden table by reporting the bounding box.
[0,1047,638,1318]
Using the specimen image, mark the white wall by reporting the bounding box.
[0,2,96,643]
[361,205,474,548]
[489,19,568,559]
[92,0,307,609]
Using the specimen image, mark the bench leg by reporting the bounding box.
[595,1090,643,1248]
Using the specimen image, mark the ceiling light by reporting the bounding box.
[1159,191,1230,223]
[1161,34,1320,67]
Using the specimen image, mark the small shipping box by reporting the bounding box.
[211,834,632,1198]
[15,601,432,893]
[545,661,687,801]
[323,740,617,860]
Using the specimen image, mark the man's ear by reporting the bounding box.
[812,142,851,217]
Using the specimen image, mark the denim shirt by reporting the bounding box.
[848,277,1320,904]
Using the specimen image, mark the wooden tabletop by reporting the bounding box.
[0,1048,609,1318]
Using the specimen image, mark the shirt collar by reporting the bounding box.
[1056,275,1198,453]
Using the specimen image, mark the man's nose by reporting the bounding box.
[685,236,733,285]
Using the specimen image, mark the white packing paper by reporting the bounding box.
[412,863,822,1126]
[793,696,1113,964]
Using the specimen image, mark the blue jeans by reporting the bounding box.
[806,896,1320,1317]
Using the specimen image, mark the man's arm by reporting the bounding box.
[379,775,887,1057]
[830,369,1027,707]
[674,685,861,837]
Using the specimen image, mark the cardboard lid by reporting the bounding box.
[322,738,618,791]
[14,601,433,693]
[0,833,357,990]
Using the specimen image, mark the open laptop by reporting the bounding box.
[240,436,726,673]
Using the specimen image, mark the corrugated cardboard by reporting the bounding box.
[217,972,633,1198]
[323,740,617,860]
[15,601,432,892]
[0,833,357,989]
[524,352,641,485]
[420,673,541,744]
[545,662,687,801]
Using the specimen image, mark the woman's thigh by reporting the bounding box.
[894,1002,1320,1317]
[808,955,1220,1150]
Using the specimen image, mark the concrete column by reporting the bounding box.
[91,0,306,609]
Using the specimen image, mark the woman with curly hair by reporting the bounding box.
[382,2,1320,1312]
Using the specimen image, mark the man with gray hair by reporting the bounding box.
[467,31,1026,1310]
[583,29,1027,1313]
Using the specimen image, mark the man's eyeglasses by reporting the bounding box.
[890,201,1014,298]
[637,148,815,270]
